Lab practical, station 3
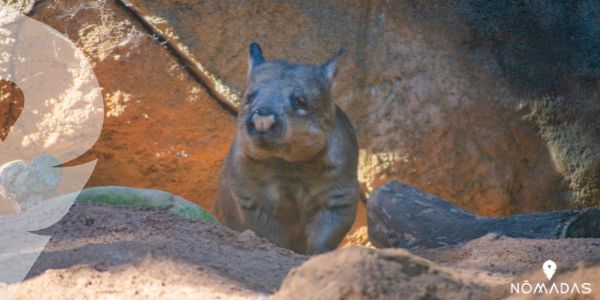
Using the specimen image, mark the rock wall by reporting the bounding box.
[114,0,599,215]
[1,0,598,215]
[27,0,236,211]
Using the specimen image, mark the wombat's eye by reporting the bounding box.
[246,91,258,105]
[291,95,308,111]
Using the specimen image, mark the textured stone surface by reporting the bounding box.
[363,1,600,213]
[29,0,236,211]
[121,0,368,110]
[367,181,600,249]
[358,1,567,215]
[1,0,597,216]
[120,0,600,215]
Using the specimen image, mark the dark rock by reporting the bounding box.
[368,181,600,248]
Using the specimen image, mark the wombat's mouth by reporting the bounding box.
[248,130,284,146]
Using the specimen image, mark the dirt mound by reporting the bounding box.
[8,203,304,299]
[277,235,600,299]
[272,247,488,300]
[420,234,600,291]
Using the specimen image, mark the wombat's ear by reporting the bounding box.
[320,47,344,84]
[248,42,265,75]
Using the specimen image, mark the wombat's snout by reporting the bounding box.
[252,109,275,132]
[246,108,282,138]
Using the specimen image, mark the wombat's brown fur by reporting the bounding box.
[215,43,359,254]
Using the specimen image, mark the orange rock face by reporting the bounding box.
[28,0,236,211]
[119,0,600,216]
[2,0,598,219]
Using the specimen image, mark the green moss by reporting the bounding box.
[75,186,216,222]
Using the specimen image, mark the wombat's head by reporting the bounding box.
[238,42,344,161]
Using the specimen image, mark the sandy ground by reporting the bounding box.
[4,203,600,299]
[421,234,600,288]
[9,203,304,300]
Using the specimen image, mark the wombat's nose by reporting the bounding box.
[252,109,276,131]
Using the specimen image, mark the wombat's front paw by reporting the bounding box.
[305,207,356,254]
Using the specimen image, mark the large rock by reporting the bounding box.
[360,1,568,215]
[272,247,488,300]
[367,181,600,249]
[1,0,597,216]
[120,0,368,110]
[118,0,600,215]
[27,0,236,211]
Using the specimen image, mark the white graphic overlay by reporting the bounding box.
[543,260,557,280]
[0,3,103,299]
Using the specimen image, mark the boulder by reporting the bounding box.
[118,0,600,215]
[272,247,488,300]
[28,0,236,211]
[1,0,597,216]
[120,0,368,110]
[367,181,600,249]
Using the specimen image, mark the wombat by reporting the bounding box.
[215,43,359,254]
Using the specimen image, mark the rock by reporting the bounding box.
[120,0,368,110]
[118,0,600,216]
[28,0,236,211]
[272,247,488,300]
[1,0,596,217]
[359,1,568,215]
[368,181,600,248]
[360,2,598,215]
